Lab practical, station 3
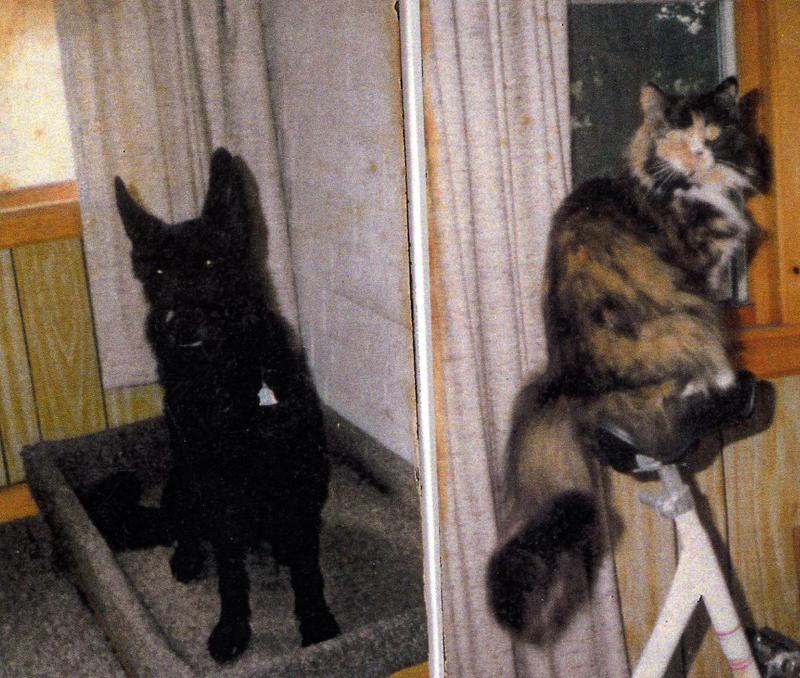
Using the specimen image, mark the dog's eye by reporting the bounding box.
[205,259,214,267]
[156,269,164,275]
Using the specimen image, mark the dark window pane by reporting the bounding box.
[568,2,722,186]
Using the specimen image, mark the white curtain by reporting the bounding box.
[421,0,630,675]
[54,0,298,388]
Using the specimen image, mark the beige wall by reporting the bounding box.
[1,0,417,465]
[263,0,418,463]
[0,0,75,190]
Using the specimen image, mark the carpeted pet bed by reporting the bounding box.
[21,415,427,678]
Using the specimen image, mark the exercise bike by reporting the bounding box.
[598,372,800,678]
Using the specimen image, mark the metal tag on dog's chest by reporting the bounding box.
[258,383,278,406]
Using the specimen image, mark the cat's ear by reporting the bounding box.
[640,82,668,124]
[739,88,760,127]
[115,177,164,245]
[202,147,247,228]
[714,76,739,115]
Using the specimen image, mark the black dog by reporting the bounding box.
[113,148,339,662]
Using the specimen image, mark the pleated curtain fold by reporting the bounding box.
[421,1,630,675]
[54,0,298,389]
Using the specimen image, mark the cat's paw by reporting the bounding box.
[712,368,737,392]
[170,541,204,583]
[299,610,340,646]
[208,617,251,663]
[680,379,710,398]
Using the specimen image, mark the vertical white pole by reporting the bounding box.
[398,2,445,676]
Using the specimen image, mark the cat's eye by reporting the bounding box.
[156,269,164,275]
[704,125,721,141]
[205,259,214,267]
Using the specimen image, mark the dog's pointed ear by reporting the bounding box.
[202,148,247,227]
[115,176,163,244]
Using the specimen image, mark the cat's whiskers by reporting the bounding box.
[650,161,683,193]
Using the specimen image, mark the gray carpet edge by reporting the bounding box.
[20,414,428,678]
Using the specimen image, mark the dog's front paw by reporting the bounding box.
[208,618,251,663]
[170,541,204,583]
[299,610,340,646]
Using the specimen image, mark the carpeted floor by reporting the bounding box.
[17,416,427,678]
[0,516,125,678]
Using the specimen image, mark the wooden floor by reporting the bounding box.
[0,483,36,524]
[390,662,429,677]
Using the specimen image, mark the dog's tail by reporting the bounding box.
[487,374,605,644]
[78,472,173,551]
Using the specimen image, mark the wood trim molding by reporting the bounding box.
[388,662,429,678]
[0,180,77,212]
[0,483,38,525]
[732,323,800,379]
[722,303,757,329]
[0,181,82,249]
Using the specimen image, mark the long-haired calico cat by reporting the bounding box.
[113,148,339,662]
[487,77,768,642]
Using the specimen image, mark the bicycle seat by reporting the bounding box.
[597,370,757,474]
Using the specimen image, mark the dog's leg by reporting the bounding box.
[284,523,340,646]
[162,468,206,583]
[208,539,251,663]
[170,532,204,583]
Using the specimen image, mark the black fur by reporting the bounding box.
[111,148,339,662]
[488,492,601,643]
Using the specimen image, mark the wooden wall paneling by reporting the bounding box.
[683,438,729,677]
[13,237,107,440]
[723,375,800,643]
[104,383,163,429]
[0,249,40,483]
[607,470,684,677]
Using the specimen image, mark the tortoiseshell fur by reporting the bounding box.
[488,78,768,643]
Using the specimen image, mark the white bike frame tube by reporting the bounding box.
[633,508,760,678]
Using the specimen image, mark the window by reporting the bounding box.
[568,2,731,186]
[567,0,800,377]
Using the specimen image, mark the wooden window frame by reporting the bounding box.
[0,180,81,249]
[730,1,800,378]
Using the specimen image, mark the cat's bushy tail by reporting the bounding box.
[487,374,606,644]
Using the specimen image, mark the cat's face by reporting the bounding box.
[115,148,251,311]
[628,77,768,196]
